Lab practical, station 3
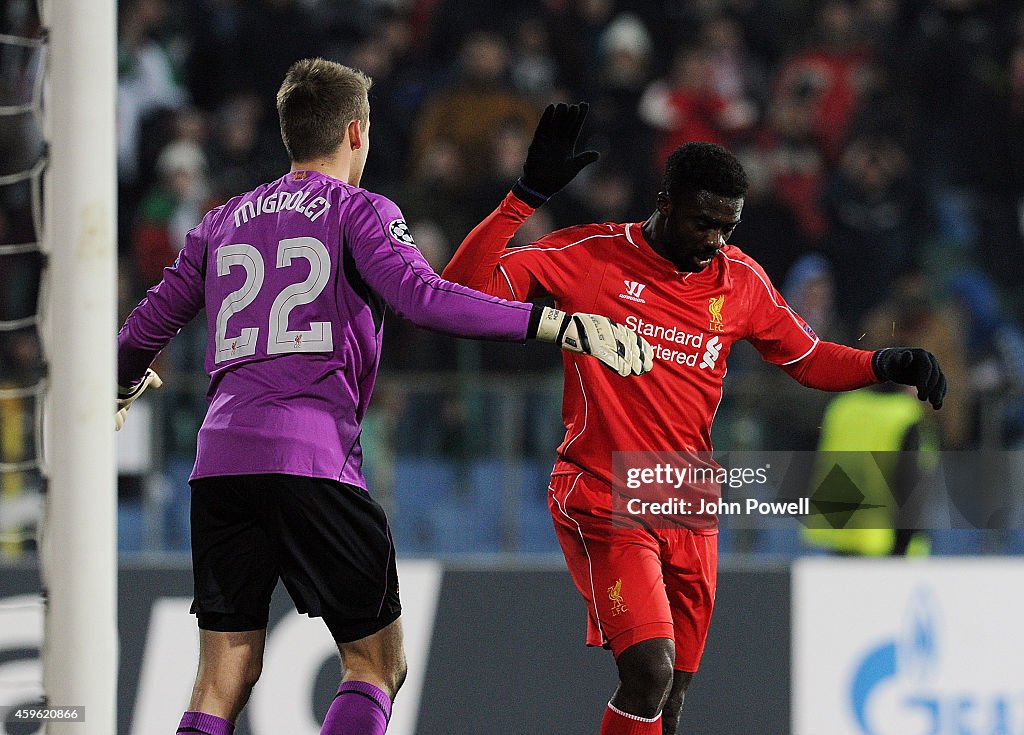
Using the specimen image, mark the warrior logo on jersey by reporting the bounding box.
[708,294,725,332]
[608,579,628,616]
[388,218,417,248]
[619,280,647,303]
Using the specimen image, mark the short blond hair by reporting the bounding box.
[276,58,372,162]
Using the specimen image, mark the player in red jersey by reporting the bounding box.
[442,103,947,734]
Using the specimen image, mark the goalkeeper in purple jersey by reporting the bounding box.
[115,58,653,735]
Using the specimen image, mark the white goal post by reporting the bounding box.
[38,1,118,733]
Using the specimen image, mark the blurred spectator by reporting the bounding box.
[754,255,847,451]
[754,93,829,246]
[597,13,652,92]
[206,93,285,198]
[378,217,468,459]
[117,0,187,184]
[821,134,929,322]
[422,0,547,68]
[410,32,537,181]
[860,271,970,449]
[117,0,188,246]
[464,119,534,223]
[639,45,737,168]
[948,270,1024,447]
[235,0,326,116]
[700,14,766,136]
[508,205,557,250]
[773,0,875,163]
[556,159,641,227]
[548,0,617,94]
[971,40,1024,298]
[509,16,558,98]
[388,135,477,253]
[184,0,246,111]
[899,0,1012,194]
[587,13,657,182]
[784,254,847,346]
[802,376,938,557]
[131,139,210,284]
[705,0,803,70]
[800,299,941,558]
[377,139,475,379]
[346,17,426,192]
[732,147,808,283]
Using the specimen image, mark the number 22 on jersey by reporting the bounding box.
[214,236,334,363]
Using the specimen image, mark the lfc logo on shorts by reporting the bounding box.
[708,295,725,333]
[608,579,628,616]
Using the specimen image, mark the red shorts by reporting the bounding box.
[548,469,718,673]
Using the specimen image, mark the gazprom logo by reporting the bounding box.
[850,589,1024,734]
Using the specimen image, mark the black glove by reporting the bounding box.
[872,348,947,409]
[512,102,600,208]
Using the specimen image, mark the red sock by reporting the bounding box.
[599,702,662,735]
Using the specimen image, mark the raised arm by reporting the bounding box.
[442,192,535,297]
[443,102,601,300]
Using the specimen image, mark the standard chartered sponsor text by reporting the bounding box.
[623,315,709,366]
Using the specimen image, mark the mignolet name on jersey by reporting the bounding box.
[232,190,331,228]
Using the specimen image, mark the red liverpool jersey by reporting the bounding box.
[445,195,824,530]
[498,220,817,467]
[444,192,860,532]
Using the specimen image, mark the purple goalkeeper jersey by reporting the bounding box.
[118,170,534,487]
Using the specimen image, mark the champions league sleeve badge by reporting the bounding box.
[388,218,417,248]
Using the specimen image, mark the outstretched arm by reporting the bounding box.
[781,342,947,409]
[740,254,946,409]
[346,191,651,377]
[780,341,878,391]
[442,192,535,297]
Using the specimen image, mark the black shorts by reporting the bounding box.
[189,474,401,643]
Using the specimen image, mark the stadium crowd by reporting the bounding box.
[2,0,1024,553]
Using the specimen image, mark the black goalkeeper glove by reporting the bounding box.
[512,102,601,208]
[872,348,947,409]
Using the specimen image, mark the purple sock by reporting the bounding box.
[176,710,234,735]
[320,680,392,735]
